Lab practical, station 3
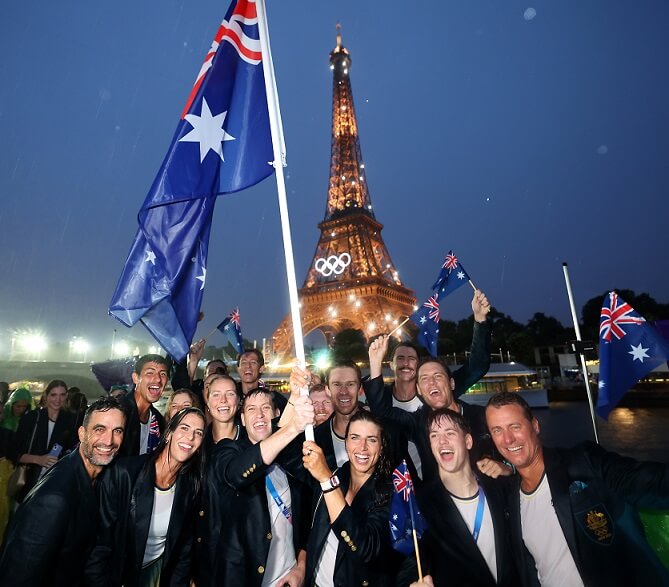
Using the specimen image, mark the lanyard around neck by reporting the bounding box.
[266,468,292,525]
[472,485,486,543]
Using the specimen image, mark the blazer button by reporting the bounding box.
[199,510,205,517]
[362,582,369,586]
[340,530,348,538]
[197,537,202,543]
[351,545,357,552]
[257,566,265,574]
[266,532,273,540]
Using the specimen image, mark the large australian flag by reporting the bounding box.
[597,291,669,419]
[109,0,273,360]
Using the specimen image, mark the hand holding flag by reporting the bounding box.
[597,291,669,419]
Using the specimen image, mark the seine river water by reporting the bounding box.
[534,402,669,463]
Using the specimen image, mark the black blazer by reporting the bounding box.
[215,436,306,587]
[304,462,395,587]
[508,443,669,587]
[117,394,165,457]
[11,407,79,502]
[191,425,246,587]
[0,450,98,586]
[84,455,198,587]
[411,476,519,586]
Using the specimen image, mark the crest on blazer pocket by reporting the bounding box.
[575,504,614,545]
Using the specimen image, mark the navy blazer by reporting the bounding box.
[0,450,98,586]
[411,476,519,586]
[84,455,198,587]
[216,436,307,587]
[508,443,669,587]
[304,462,395,587]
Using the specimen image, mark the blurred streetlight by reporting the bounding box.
[18,331,48,360]
[70,337,90,362]
[113,341,130,358]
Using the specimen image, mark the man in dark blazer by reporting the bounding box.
[486,392,669,587]
[405,407,518,586]
[0,398,126,586]
[216,388,314,587]
[118,354,168,457]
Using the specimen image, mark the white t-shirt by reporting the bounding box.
[520,474,584,587]
[143,484,176,566]
[314,529,338,587]
[262,465,296,587]
[330,422,348,467]
[450,489,497,582]
[392,393,424,478]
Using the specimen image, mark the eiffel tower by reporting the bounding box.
[271,27,416,357]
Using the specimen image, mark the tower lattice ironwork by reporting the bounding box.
[271,27,416,357]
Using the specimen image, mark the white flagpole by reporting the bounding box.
[562,262,599,443]
[255,0,313,441]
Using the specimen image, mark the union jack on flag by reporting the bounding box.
[424,295,440,323]
[217,307,245,355]
[389,461,426,555]
[431,250,471,302]
[599,291,645,341]
[597,292,669,419]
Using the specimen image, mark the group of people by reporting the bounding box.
[0,289,668,586]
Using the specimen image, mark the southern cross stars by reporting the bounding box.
[196,267,206,290]
[179,97,235,163]
[145,249,156,265]
[628,343,650,362]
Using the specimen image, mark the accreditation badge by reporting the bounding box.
[575,504,615,546]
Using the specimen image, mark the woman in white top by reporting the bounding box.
[85,407,206,587]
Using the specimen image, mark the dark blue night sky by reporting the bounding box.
[1,1,668,352]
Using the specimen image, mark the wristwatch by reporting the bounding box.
[320,474,340,493]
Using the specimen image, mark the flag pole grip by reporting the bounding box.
[256,0,313,441]
[562,262,599,443]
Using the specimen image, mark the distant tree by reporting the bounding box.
[507,331,535,365]
[332,328,368,363]
[488,308,524,353]
[526,312,570,346]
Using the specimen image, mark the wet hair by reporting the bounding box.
[165,389,202,422]
[82,397,127,429]
[486,391,534,423]
[237,348,265,367]
[325,360,362,386]
[205,374,241,402]
[345,410,392,480]
[134,354,170,375]
[242,387,276,411]
[417,356,453,379]
[205,359,227,376]
[151,407,206,494]
[392,341,421,361]
[426,407,471,437]
[39,379,68,407]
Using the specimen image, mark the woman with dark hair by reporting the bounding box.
[85,407,206,587]
[301,409,396,586]
[11,379,78,503]
[191,374,245,586]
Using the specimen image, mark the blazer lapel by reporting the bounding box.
[132,462,156,570]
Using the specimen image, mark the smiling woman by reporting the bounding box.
[84,407,206,587]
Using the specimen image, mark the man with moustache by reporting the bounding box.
[486,392,669,587]
[365,289,493,480]
[0,397,126,586]
[119,354,169,456]
[216,388,314,587]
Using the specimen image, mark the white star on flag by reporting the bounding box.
[145,249,156,265]
[179,98,236,163]
[419,316,427,324]
[457,271,465,280]
[196,267,206,290]
[628,343,650,362]
[598,380,606,388]
[392,514,398,521]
